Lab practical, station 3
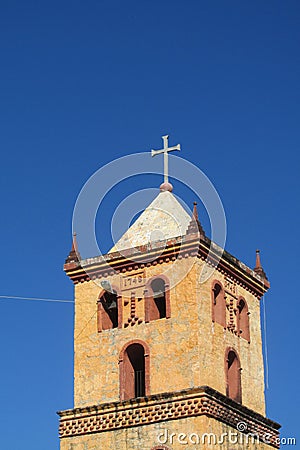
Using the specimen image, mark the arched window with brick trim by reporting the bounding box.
[119,340,150,401]
[212,280,226,327]
[145,275,171,322]
[236,298,250,342]
[225,348,242,403]
[97,287,122,331]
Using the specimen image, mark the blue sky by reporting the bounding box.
[0,1,299,448]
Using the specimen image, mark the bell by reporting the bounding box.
[106,298,117,310]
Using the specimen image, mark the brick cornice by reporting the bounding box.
[64,235,269,298]
[58,386,280,447]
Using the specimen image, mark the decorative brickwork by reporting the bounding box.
[123,292,143,328]
[227,295,236,332]
[58,387,280,448]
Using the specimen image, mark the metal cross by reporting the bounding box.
[151,135,181,183]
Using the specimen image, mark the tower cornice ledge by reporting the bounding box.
[64,235,269,297]
[58,385,280,447]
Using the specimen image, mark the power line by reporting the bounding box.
[75,310,97,340]
[0,295,74,304]
[0,294,98,339]
[262,294,269,390]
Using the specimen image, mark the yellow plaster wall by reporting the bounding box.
[195,259,266,415]
[73,257,265,415]
[74,258,200,407]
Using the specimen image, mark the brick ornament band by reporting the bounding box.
[58,386,280,448]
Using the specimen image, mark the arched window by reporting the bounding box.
[225,348,242,403]
[151,278,166,318]
[97,289,120,331]
[212,281,226,327]
[236,298,250,342]
[119,341,150,401]
[145,276,171,322]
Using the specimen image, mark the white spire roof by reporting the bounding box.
[109,190,191,253]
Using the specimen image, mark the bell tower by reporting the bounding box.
[58,139,280,449]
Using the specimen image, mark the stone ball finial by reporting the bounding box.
[160,182,173,192]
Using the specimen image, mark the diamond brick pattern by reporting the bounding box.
[58,387,280,448]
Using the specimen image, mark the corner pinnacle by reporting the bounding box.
[186,201,205,238]
[254,249,267,280]
[65,232,81,265]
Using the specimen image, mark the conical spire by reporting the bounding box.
[186,202,205,238]
[65,232,81,264]
[254,249,267,279]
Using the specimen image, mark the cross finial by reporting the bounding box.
[151,135,181,184]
